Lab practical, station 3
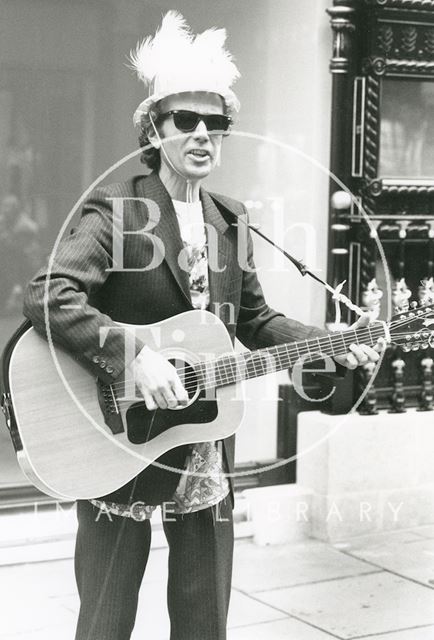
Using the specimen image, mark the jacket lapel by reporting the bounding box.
[200,189,236,308]
[137,173,192,306]
[136,174,238,310]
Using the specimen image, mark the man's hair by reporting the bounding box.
[138,106,161,171]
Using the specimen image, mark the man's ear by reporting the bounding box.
[146,111,162,149]
[147,127,161,149]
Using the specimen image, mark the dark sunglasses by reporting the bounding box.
[157,110,232,134]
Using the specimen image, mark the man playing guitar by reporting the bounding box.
[23,12,382,640]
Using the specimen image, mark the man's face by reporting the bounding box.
[155,92,225,182]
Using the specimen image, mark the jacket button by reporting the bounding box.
[92,355,100,364]
[106,365,114,374]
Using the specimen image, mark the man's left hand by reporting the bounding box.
[334,313,387,370]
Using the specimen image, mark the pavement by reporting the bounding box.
[0,508,434,640]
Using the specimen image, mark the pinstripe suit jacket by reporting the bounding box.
[23,172,326,505]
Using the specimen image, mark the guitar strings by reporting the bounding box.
[102,335,430,403]
[106,325,385,393]
[107,324,394,395]
[59,313,429,399]
[112,325,392,399]
[113,332,389,402]
[107,323,388,393]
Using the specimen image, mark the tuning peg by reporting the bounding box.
[395,306,410,318]
[410,301,418,309]
[412,344,420,351]
[402,344,411,352]
[421,343,429,349]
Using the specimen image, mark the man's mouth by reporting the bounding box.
[187,149,211,159]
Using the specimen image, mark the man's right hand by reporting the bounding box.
[131,346,189,411]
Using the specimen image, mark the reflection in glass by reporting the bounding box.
[379,79,434,178]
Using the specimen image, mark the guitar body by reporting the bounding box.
[5,300,421,501]
[7,310,244,500]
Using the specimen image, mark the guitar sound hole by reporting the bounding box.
[169,359,198,401]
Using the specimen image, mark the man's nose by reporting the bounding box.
[192,119,209,140]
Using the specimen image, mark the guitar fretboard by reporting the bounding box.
[193,324,386,389]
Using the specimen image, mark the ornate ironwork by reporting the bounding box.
[372,20,434,61]
[357,363,379,414]
[360,238,376,289]
[361,74,380,215]
[364,56,434,75]
[327,3,357,73]
[376,183,434,196]
[424,28,434,56]
[385,58,434,74]
[366,0,434,8]
[401,25,418,55]
[389,357,407,412]
[331,0,434,413]
[326,2,359,324]
[420,356,434,410]
[377,24,394,55]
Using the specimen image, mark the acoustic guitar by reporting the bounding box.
[1,306,432,500]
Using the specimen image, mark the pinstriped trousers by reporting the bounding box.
[74,499,234,640]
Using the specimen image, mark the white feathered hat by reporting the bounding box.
[130,11,240,127]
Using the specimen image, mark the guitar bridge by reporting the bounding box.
[96,380,124,434]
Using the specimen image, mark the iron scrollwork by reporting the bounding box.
[326,2,357,74]
[366,0,434,9]
[327,0,434,413]
[365,57,434,76]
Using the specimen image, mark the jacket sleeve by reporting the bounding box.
[23,187,145,384]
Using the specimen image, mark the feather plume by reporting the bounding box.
[130,11,241,121]
[129,11,192,86]
[192,27,240,88]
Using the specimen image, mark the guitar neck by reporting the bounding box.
[195,324,386,389]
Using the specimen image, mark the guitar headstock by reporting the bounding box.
[389,303,434,352]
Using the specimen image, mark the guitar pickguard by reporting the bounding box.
[126,392,218,444]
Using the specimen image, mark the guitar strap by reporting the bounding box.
[0,318,31,451]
